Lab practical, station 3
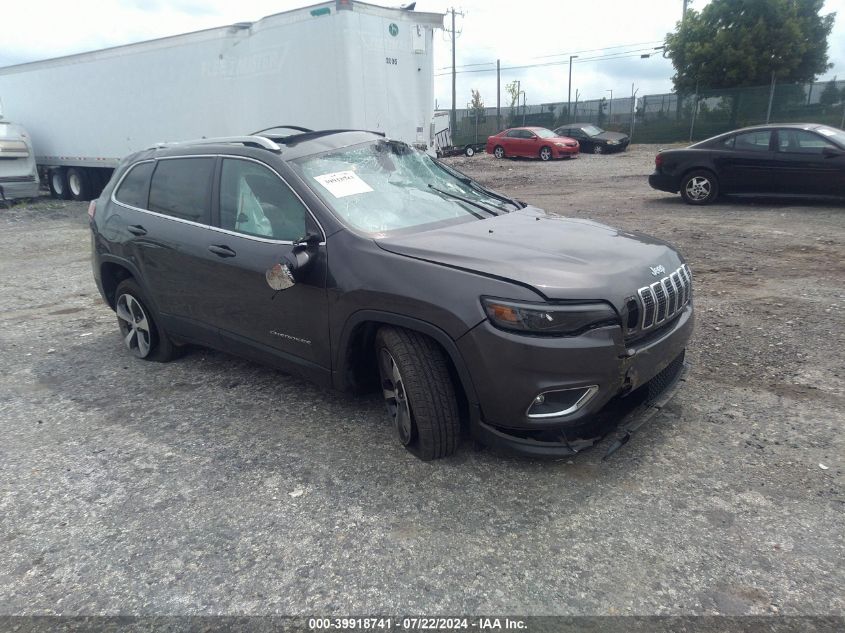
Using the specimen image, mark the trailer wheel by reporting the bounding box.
[464,145,475,157]
[66,167,92,201]
[48,169,71,200]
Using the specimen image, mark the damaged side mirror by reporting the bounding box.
[265,232,321,291]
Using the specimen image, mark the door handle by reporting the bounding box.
[127,224,147,236]
[208,244,236,258]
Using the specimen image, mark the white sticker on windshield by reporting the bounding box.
[314,171,373,198]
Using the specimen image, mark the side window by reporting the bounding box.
[219,159,307,241]
[778,129,836,154]
[114,162,154,208]
[148,158,214,223]
[734,130,772,152]
[505,130,521,138]
[716,135,735,150]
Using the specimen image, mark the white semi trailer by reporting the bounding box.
[0,0,442,200]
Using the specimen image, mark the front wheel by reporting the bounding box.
[493,145,505,159]
[680,170,719,205]
[539,146,552,161]
[592,144,604,154]
[375,327,460,460]
[114,279,177,362]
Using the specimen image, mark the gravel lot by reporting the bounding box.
[1,144,843,617]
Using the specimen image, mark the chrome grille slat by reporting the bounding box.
[633,264,692,335]
[652,281,667,323]
[639,286,656,328]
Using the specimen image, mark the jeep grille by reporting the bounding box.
[635,264,692,331]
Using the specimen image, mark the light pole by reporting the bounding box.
[567,55,578,122]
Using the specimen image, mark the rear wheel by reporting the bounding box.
[114,279,176,362]
[66,167,91,201]
[48,168,70,200]
[493,145,505,159]
[539,146,552,161]
[680,170,719,205]
[375,327,460,460]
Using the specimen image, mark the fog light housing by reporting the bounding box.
[526,385,598,419]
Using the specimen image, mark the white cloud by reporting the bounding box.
[1,0,842,108]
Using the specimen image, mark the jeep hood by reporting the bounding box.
[376,208,684,309]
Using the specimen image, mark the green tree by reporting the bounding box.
[469,89,485,118]
[665,0,835,92]
[505,81,521,125]
[819,76,840,106]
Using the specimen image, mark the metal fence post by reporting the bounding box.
[766,71,776,123]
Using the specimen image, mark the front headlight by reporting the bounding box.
[482,298,619,336]
[554,142,566,148]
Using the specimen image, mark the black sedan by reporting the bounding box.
[553,123,629,154]
[649,123,845,205]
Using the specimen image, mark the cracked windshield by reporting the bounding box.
[293,140,517,234]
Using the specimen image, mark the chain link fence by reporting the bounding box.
[450,78,845,146]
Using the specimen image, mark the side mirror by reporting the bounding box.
[265,232,321,291]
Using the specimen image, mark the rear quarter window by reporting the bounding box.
[114,162,154,209]
[148,157,215,224]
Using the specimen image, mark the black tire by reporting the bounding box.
[493,145,505,159]
[66,167,91,201]
[464,145,475,157]
[48,168,70,200]
[375,327,460,460]
[680,169,719,205]
[539,146,552,161]
[114,279,176,362]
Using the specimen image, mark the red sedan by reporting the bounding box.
[486,127,580,161]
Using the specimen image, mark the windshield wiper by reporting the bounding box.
[427,185,497,219]
[435,161,524,210]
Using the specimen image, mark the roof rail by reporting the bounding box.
[251,125,313,135]
[151,135,281,151]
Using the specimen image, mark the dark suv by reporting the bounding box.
[90,129,694,460]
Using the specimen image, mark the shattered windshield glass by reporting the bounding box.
[292,140,517,235]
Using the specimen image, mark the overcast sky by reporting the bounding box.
[1,0,843,109]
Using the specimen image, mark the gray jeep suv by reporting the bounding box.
[90,128,693,460]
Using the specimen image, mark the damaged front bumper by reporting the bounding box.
[471,353,690,458]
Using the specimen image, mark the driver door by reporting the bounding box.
[201,156,330,377]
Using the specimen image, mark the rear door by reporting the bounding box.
[199,156,331,374]
[502,129,522,155]
[714,129,780,194]
[773,128,845,195]
[114,156,222,344]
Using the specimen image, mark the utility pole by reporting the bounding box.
[496,59,501,132]
[766,70,776,123]
[446,7,464,138]
[606,89,613,121]
[682,0,689,23]
[567,55,578,122]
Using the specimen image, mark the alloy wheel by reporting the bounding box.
[116,293,152,358]
[685,176,712,201]
[593,145,604,154]
[540,147,551,161]
[494,146,504,159]
[379,348,413,445]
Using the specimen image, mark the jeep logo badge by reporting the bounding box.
[650,265,666,276]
